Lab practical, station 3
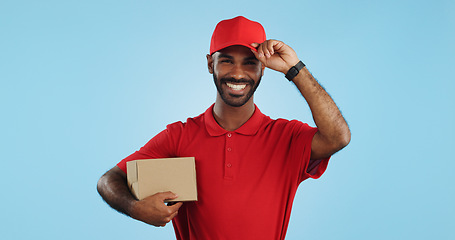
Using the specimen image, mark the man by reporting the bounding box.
[97,16,350,239]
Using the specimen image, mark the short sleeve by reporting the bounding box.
[116,122,184,173]
[288,121,330,182]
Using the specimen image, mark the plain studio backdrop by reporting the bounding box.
[1,0,454,239]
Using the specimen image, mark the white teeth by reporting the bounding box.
[226,82,246,90]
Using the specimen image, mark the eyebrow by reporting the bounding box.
[218,53,258,61]
[244,56,259,61]
[218,53,233,59]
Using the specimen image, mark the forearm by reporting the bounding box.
[97,166,183,226]
[97,166,137,216]
[250,39,350,156]
[292,67,351,148]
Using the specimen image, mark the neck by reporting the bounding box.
[213,95,255,131]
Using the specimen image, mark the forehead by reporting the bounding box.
[214,45,256,59]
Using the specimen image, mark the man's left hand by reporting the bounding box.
[251,40,300,74]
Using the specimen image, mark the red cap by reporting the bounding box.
[210,16,266,55]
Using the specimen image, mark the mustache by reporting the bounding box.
[220,77,254,85]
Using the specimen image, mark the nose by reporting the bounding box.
[230,64,247,80]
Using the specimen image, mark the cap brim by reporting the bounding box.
[210,42,258,55]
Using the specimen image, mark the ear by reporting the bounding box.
[261,63,266,76]
[206,54,214,74]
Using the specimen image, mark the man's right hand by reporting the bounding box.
[129,191,183,227]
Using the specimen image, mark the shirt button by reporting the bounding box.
[227,133,232,137]
[226,163,232,168]
[227,147,232,152]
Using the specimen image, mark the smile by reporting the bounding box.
[226,82,247,90]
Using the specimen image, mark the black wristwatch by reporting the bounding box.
[285,61,305,81]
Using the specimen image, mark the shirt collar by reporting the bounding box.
[204,103,266,136]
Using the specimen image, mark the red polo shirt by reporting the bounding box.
[117,104,329,240]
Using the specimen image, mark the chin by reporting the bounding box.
[213,73,261,107]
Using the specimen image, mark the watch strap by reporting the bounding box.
[285,61,305,81]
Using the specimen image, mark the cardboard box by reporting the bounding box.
[126,157,197,202]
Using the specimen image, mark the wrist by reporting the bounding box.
[285,60,305,81]
[127,198,141,218]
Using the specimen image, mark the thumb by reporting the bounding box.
[156,191,179,202]
[250,43,260,59]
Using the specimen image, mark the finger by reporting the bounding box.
[168,201,183,213]
[143,191,177,202]
[263,40,275,57]
[250,48,260,60]
[161,205,181,226]
[250,42,260,50]
[158,191,179,201]
[250,44,266,64]
[162,205,181,224]
[168,208,180,220]
[250,43,260,57]
[273,41,288,56]
[263,40,277,58]
[259,41,270,58]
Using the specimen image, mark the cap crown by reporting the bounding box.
[210,16,266,55]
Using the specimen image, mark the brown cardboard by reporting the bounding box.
[126,157,197,202]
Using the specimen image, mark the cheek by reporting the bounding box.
[213,64,228,76]
[250,66,263,78]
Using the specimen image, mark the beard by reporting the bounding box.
[213,74,262,107]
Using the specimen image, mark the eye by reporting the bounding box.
[245,61,257,65]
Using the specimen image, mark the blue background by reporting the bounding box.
[1,0,454,239]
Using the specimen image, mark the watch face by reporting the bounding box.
[286,61,305,81]
[286,67,299,80]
